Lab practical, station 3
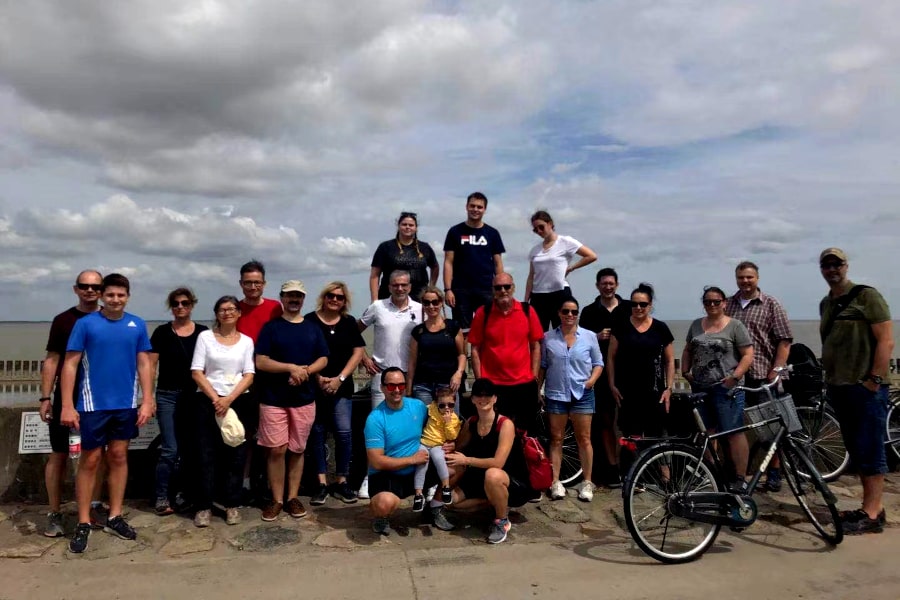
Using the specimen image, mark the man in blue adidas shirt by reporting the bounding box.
[60,273,154,553]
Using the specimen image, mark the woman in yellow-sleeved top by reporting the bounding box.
[411,386,462,512]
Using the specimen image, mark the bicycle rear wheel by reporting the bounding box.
[886,395,900,467]
[792,404,849,482]
[624,444,721,564]
[535,410,583,486]
[779,441,843,545]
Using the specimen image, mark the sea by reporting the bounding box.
[2,319,898,407]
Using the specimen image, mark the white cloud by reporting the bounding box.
[321,236,369,258]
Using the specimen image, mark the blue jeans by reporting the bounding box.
[154,389,183,500]
[412,383,460,415]
[309,396,353,477]
[827,384,889,476]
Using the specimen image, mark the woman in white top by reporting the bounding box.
[189,295,255,528]
[524,210,597,330]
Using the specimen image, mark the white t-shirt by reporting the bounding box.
[528,235,583,293]
[359,298,423,371]
[190,330,255,396]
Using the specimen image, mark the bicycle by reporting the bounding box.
[789,391,849,482]
[534,407,583,486]
[623,367,842,564]
[886,388,900,468]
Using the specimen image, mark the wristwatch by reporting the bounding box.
[338,375,347,383]
[864,374,884,385]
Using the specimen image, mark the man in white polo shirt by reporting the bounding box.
[357,270,422,497]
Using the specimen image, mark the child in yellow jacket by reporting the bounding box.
[413,387,462,512]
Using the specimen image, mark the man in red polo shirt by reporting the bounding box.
[236,260,283,343]
[469,272,544,435]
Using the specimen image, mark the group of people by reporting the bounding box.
[36,188,894,553]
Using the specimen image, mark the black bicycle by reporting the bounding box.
[623,367,842,564]
[535,407,583,486]
[887,388,900,468]
[790,392,849,481]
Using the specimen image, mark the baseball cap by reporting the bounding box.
[470,378,496,398]
[819,248,848,264]
[280,280,307,294]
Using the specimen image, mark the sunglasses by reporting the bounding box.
[532,225,547,234]
[399,212,417,220]
[702,299,723,307]
[632,302,650,309]
[383,382,406,391]
[493,284,513,291]
[170,300,192,308]
[820,262,845,269]
[76,283,102,291]
[422,298,442,307]
[559,308,579,316]
[437,402,456,410]
[325,292,346,301]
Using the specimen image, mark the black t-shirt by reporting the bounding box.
[150,322,209,392]
[256,318,330,408]
[443,222,505,291]
[371,239,438,300]
[579,295,631,360]
[410,320,462,384]
[46,306,94,401]
[611,318,674,394]
[305,311,366,399]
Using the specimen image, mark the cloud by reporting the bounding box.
[321,236,369,258]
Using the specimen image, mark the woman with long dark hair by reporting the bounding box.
[369,211,439,301]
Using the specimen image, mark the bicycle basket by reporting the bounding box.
[744,393,802,442]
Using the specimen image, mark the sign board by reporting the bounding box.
[19,411,160,454]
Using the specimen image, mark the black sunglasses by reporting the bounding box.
[437,402,456,410]
[170,300,192,308]
[702,299,723,307]
[493,284,513,291]
[632,301,650,309]
[559,308,579,316]
[325,292,346,301]
[422,298,442,307]
[820,261,845,269]
[76,283,102,291]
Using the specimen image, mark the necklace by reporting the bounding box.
[317,310,339,335]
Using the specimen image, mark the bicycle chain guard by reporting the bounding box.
[667,492,759,529]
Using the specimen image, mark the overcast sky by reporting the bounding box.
[1,1,898,321]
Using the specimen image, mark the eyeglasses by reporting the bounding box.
[170,300,192,308]
[820,261,845,270]
[383,382,406,391]
[76,283,102,291]
[493,284,513,291]
[390,282,411,288]
[702,299,723,307]
[325,292,346,301]
[241,280,265,287]
[632,302,650,309]
[217,307,238,315]
[559,308,579,316]
[437,402,456,410]
[421,298,442,307]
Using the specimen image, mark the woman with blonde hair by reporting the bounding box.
[306,282,366,505]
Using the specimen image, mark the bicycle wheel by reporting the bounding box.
[792,405,849,482]
[779,440,843,545]
[535,410,583,486]
[624,444,721,564]
[886,397,900,467]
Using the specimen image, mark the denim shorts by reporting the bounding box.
[79,408,139,451]
[695,384,745,432]
[545,388,596,415]
[827,384,888,476]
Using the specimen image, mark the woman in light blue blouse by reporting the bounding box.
[539,297,604,502]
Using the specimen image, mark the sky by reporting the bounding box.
[1,0,898,321]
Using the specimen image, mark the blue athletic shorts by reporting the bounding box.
[827,384,888,476]
[79,408,139,451]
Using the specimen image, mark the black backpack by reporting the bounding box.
[782,343,824,405]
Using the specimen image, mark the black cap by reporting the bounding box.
[470,378,496,398]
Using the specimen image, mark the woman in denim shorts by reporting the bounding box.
[539,298,604,502]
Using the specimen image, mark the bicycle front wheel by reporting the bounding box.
[792,405,849,482]
[535,409,583,486]
[624,444,721,564]
[886,395,900,467]
[779,441,843,545]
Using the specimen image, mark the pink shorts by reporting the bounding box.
[257,404,316,453]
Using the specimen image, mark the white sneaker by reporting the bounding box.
[550,480,566,500]
[424,484,438,502]
[358,476,369,500]
[578,481,594,502]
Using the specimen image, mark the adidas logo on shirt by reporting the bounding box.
[127,321,137,327]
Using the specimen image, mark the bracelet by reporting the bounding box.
[444,288,452,293]
[39,396,51,402]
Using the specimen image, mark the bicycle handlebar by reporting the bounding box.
[729,364,794,396]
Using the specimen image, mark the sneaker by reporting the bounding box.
[550,480,566,500]
[839,508,868,522]
[412,494,425,512]
[194,509,211,528]
[425,484,437,502]
[844,510,886,535]
[727,479,749,495]
[331,481,358,504]
[527,489,543,503]
[430,506,455,531]
[578,482,594,502]
[764,468,782,493]
[155,497,174,516]
[261,501,283,522]
[487,517,511,544]
[225,507,242,525]
[604,473,623,489]
[44,511,65,538]
[358,476,370,500]
[441,487,453,505]
[372,517,391,535]
[309,484,328,506]
[89,503,109,530]
[69,522,91,553]
[104,515,137,540]
[286,497,307,519]
[173,492,191,513]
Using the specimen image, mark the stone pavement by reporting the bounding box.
[0,473,897,563]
